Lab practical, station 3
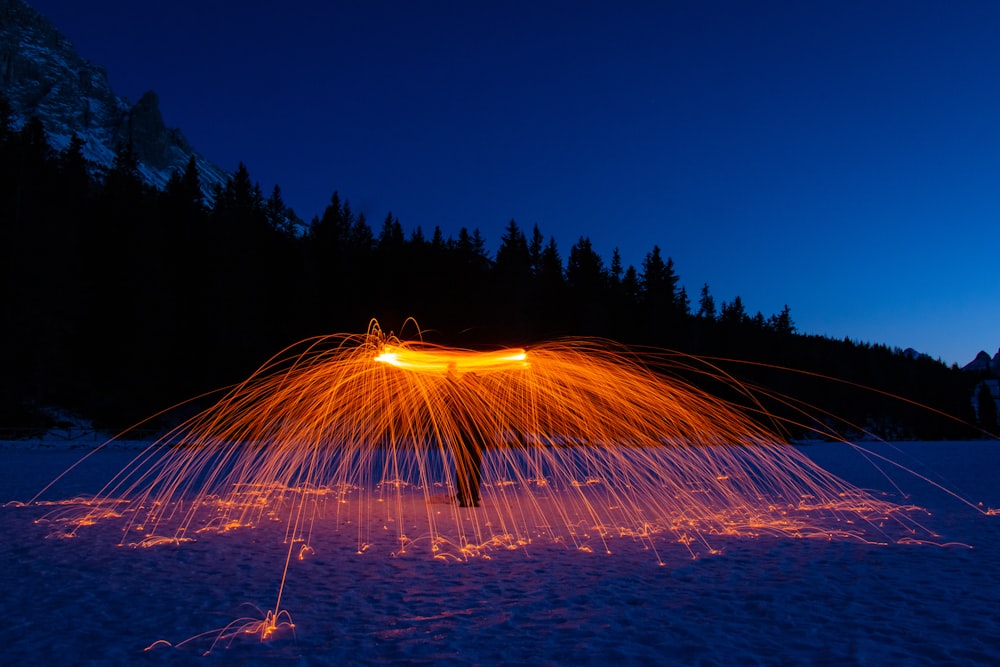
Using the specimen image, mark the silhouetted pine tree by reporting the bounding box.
[200,162,283,384]
[263,184,295,236]
[373,212,408,322]
[977,382,998,434]
[0,92,13,144]
[437,227,491,338]
[154,157,212,399]
[528,224,545,277]
[306,191,355,329]
[413,224,458,329]
[639,245,679,341]
[604,248,640,339]
[697,283,716,319]
[566,236,609,334]
[58,134,90,203]
[493,219,532,336]
[495,219,530,282]
[2,117,58,408]
[768,305,795,335]
[620,265,641,307]
[720,295,747,326]
[530,235,567,335]
[676,286,690,316]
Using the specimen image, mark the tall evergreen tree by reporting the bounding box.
[454,227,491,269]
[495,219,531,283]
[156,155,211,398]
[977,382,998,434]
[565,237,609,333]
[350,211,374,252]
[15,116,51,164]
[371,212,407,318]
[58,134,90,199]
[537,237,564,292]
[309,191,352,247]
[493,219,533,333]
[531,236,566,333]
[720,296,747,326]
[472,229,489,264]
[214,162,265,226]
[676,285,691,316]
[639,245,680,340]
[163,156,204,214]
[640,246,678,311]
[8,116,53,224]
[610,248,624,288]
[410,225,426,246]
[621,265,641,306]
[377,212,405,250]
[264,184,294,235]
[697,283,716,319]
[768,304,795,335]
[431,225,447,251]
[0,92,13,144]
[528,224,545,277]
[106,138,141,194]
[566,236,606,294]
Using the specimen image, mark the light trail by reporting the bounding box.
[25,319,988,652]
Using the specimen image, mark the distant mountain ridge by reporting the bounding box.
[962,349,1000,375]
[0,0,228,196]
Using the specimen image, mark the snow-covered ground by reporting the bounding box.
[1,437,998,666]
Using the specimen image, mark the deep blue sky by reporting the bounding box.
[28,1,1000,366]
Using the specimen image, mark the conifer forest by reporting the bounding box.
[0,99,982,438]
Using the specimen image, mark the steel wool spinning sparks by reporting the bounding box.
[39,320,943,555]
[27,320,969,650]
[374,345,528,374]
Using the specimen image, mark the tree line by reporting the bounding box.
[0,101,982,437]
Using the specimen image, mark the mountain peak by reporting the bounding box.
[124,89,197,173]
[0,0,228,195]
[962,350,996,373]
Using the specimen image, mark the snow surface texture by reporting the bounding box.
[1,438,998,666]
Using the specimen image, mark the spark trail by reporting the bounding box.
[40,321,939,556]
[27,320,972,650]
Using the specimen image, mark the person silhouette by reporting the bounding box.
[444,366,484,507]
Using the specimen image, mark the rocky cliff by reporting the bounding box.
[0,0,228,195]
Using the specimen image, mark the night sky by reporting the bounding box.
[26,1,1000,366]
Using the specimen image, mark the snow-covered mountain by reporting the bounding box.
[0,0,229,195]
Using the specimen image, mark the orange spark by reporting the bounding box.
[38,320,946,557]
[28,318,985,651]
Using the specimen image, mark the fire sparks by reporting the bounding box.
[38,320,948,555]
[24,319,985,652]
[374,344,528,375]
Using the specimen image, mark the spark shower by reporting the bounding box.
[39,320,943,554]
[26,319,981,649]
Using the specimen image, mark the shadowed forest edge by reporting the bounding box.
[0,98,993,440]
